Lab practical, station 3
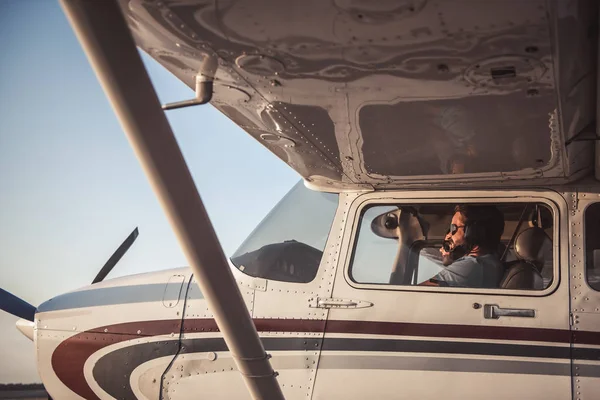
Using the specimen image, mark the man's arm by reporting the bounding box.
[430,258,478,287]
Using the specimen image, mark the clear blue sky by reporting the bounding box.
[0,0,296,383]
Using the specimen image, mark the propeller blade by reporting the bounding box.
[92,227,139,284]
[0,288,36,321]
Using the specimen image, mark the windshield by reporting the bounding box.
[231,180,338,283]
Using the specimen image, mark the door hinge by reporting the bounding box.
[308,297,373,309]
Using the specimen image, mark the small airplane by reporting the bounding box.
[2,0,600,398]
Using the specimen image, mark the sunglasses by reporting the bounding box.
[450,223,466,235]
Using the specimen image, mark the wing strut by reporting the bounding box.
[59,1,285,399]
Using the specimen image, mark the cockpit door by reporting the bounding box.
[313,191,572,400]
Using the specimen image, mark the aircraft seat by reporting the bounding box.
[499,227,548,290]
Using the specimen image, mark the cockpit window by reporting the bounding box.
[231,181,338,283]
[350,202,554,291]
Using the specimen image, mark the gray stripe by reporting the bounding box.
[180,337,320,354]
[575,363,600,377]
[323,338,574,359]
[319,355,574,376]
[573,347,600,361]
[92,336,600,398]
[94,340,179,400]
[37,283,203,312]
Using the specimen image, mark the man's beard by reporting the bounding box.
[442,240,467,266]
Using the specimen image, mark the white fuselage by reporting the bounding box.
[34,185,600,400]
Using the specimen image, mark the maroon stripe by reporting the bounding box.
[51,320,181,400]
[182,318,576,344]
[50,318,596,398]
[573,330,600,345]
[324,320,573,344]
[181,318,326,333]
[52,332,131,400]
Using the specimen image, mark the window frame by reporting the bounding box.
[342,190,562,297]
[583,201,600,292]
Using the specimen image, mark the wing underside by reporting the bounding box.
[119,0,598,190]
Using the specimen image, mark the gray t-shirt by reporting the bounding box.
[434,254,504,288]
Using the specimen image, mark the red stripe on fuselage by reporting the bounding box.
[50,318,584,399]
[51,320,181,400]
[324,320,572,343]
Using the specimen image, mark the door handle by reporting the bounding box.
[484,304,535,319]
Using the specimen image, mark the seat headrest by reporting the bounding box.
[500,261,544,290]
[514,227,550,265]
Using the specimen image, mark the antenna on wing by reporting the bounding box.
[162,54,217,111]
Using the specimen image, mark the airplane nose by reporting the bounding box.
[16,318,34,341]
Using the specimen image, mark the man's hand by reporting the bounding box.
[419,279,440,286]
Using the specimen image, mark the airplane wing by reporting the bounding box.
[117,0,597,191]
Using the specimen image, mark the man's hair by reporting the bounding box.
[454,204,505,252]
